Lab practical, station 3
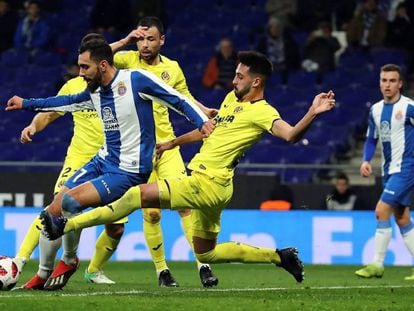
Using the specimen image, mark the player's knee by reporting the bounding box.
[62,193,83,214]
[105,223,124,239]
[143,210,161,224]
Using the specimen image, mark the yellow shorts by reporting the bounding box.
[149,146,186,181]
[57,155,128,224]
[159,171,233,240]
[53,156,91,194]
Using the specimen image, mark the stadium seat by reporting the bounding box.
[0,49,29,67]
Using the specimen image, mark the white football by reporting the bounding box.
[0,256,20,290]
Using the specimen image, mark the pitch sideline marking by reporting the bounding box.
[2,284,414,298]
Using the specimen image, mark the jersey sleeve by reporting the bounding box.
[114,51,134,69]
[22,90,93,112]
[253,103,281,132]
[362,107,378,161]
[133,70,208,129]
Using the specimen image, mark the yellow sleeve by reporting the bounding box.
[253,102,281,132]
[114,51,135,69]
[172,62,196,102]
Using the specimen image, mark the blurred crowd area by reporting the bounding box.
[0,0,413,183]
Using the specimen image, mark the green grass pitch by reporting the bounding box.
[2,261,413,310]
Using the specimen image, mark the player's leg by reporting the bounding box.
[14,215,42,268]
[394,207,414,280]
[355,201,393,278]
[85,221,125,284]
[42,164,145,290]
[163,173,304,283]
[156,147,217,287]
[143,162,178,287]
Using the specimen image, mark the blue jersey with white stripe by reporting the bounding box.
[366,95,414,176]
[22,69,208,174]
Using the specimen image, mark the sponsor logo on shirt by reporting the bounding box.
[380,121,391,142]
[102,107,119,131]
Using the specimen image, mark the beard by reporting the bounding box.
[234,86,249,100]
[86,71,102,92]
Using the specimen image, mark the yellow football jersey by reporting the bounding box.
[57,76,104,160]
[188,92,280,180]
[114,51,195,142]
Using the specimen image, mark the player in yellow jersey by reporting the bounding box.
[84,16,218,287]
[43,51,336,284]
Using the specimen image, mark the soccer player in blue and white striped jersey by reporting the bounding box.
[355,64,414,280]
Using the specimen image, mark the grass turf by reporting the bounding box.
[1,261,413,310]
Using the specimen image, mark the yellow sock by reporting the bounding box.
[16,216,42,261]
[196,242,281,264]
[88,230,120,272]
[181,213,203,268]
[143,218,168,272]
[65,187,141,233]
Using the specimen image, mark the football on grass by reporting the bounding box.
[0,256,20,290]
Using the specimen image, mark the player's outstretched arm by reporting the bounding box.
[20,112,62,143]
[156,129,206,159]
[271,90,335,143]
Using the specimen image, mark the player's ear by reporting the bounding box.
[252,77,261,88]
[160,35,165,47]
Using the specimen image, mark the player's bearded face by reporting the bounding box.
[233,64,253,100]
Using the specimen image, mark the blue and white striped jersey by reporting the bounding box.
[366,95,414,175]
[22,69,208,174]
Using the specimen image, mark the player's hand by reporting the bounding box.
[200,120,215,138]
[5,95,24,111]
[206,108,219,119]
[360,161,372,177]
[123,26,148,45]
[311,90,335,115]
[156,141,175,160]
[20,125,37,144]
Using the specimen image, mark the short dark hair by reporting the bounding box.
[381,63,403,80]
[336,172,349,183]
[78,38,113,66]
[238,51,273,83]
[81,33,106,45]
[138,16,164,35]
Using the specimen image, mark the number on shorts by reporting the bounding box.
[72,168,88,183]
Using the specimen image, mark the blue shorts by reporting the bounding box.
[381,171,414,208]
[65,156,150,206]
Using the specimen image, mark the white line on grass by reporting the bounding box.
[2,284,414,298]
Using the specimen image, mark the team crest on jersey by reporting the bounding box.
[117,82,127,96]
[233,106,243,114]
[161,71,170,81]
[395,110,403,121]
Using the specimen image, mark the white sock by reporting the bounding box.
[373,220,392,266]
[38,231,62,279]
[62,229,82,265]
[197,263,210,270]
[400,222,414,256]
